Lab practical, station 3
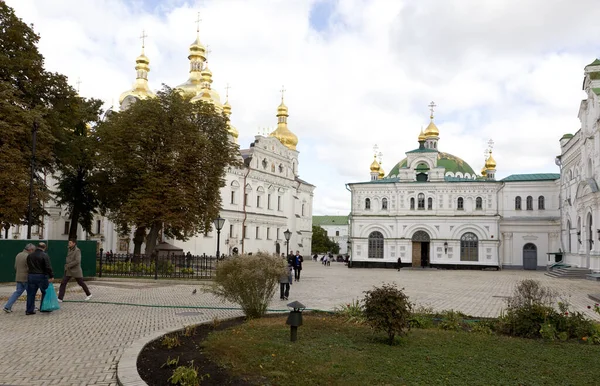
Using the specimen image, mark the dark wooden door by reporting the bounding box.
[412,243,421,267]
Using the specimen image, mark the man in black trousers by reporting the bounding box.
[26,242,54,315]
[397,256,402,271]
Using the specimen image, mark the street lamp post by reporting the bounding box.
[284,229,292,257]
[213,216,225,259]
[27,121,38,240]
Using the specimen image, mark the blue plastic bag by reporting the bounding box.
[40,284,60,312]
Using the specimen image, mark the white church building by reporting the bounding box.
[4,27,315,257]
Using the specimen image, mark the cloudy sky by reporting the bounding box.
[8,0,600,215]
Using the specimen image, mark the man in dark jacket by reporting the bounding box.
[26,242,54,315]
[293,250,303,282]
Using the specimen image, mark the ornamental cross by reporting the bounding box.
[225,83,231,99]
[487,138,495,150]
[428,101,437,117]
[280,85,287,101]
[205,44,212,60]
[76,77,82,93]
[378,152,383,163]
[139,30,148,48]
[373,144,379,155]
[195,11,202,32]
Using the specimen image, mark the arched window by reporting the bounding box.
[515,196,521,210]
[365,198,371,210]
[418,193,425,209]
[538,196,545,210]
[476,197,482,210]
[460,232,478,261]
[427,197,433,210]
[410,197,415,210]
[382,198,388,210]
[368,231,384,259]
[526,196,533,210]
[457,197,464,210]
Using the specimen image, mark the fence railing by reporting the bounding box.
[96,252,223,280]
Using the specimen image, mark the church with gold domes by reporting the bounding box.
[348,103,562,270]
[24,26,315,257]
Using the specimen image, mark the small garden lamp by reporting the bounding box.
[284,228,292,256]
[444,241,448,254]
[213,216,226,259]
[286,300,306,342]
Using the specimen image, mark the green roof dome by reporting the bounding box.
[387,152,476,178]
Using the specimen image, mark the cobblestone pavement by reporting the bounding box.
[1,261,599,385]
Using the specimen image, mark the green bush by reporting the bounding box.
[363,283,412,345]
[169,361,209,385]
[335,299,366,324]
[439,310,467,331]
[205,253,285,319]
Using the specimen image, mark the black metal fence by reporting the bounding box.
[96,252,223,280]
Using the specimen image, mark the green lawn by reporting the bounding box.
[203,314,600,386]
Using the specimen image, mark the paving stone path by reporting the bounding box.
[0,262,599,385]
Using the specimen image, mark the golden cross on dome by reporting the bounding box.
[195,11,202,33]
[487,138,494,150]
[76,77,82,93]
[139,30,148,48]
[428,101,437,118]
[280,85,286,101]
[205,44,212,60]
[225,83,231,99]
[378,152,383,163]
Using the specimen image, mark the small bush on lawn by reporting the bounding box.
[439,310,468,331]
[205,253,285,319]
[335,299,365,324]
[363,283,412,345]
[169,361,209,386]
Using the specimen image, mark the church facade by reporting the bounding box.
[347,104,562,270]
[5,27,315,257]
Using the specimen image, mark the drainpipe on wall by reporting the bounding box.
[241,165,251,255]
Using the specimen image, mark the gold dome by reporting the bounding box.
[176,34,207,98]
[119,47,155,105]
[418,128,426,141]
[370,155,380,172]
[424,114,439,137]
[269,100,298,150]
[378,164,385,179]
[481,165,487,177]
[190,65,223,111]
[222,100,238,141]
[485,151,497,169]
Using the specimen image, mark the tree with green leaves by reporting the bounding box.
[311,225,339,254]
[0,3,96,235]
[95,86,239,255]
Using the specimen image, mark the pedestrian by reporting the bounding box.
[397,256,402,271]
[294,250,303,282]
[279,263,293,300]
[58,238,93,302]
[25,242,54,315]
[3,243,36,313]
[323,254,328,266]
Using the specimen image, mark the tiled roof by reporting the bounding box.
[501,173,560,182]
[312,216,348,226]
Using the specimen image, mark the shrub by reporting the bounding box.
[471,321,494,335]
[169,361,209,386]
[335,299,366,324]
[363,283,412,345]
[205,253,285,319]
[506,279,556,309]
[439,310,466,331]
[161,334,181,349]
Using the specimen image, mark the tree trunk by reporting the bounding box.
[132,226,146,256]
[69,208,80,239]
[144,223,161,257]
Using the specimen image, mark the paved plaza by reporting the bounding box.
[1,262,599,385]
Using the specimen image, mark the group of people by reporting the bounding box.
[279,250,303,300]
[3,239,93,315]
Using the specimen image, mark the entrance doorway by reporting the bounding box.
[412,231,430,268]
[523,243,537,270]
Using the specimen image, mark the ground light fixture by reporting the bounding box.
[286,300,305,342]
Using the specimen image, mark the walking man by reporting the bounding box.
[279,263,293,300]
[26,242,54,315]
[58,239,92,302]
[397,256,402,271]
[294,250,303,282]
[3,243,35,313]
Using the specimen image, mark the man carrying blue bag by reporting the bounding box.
[25,242,54,315]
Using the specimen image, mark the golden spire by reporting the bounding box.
[485,150,497,169]
[119,30,155,105]
[418,126,426,141]
[222,83,238,141]
[176,13,207,98]
[369,155,380,172]
[424,101,439,138]
[269,86,298,150]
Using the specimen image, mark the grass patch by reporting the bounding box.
[203,314,600,385]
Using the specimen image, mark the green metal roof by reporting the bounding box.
[388,151,476,177]
[501,173,560,182]
[592,88,600,96]
[312,216,348,226]
[406,148,438,154]
[348,178,399,185]
[586,59,600,68]
[561,133,574,139]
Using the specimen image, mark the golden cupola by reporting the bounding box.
[190,64,223,111]
[378,162,385,179]
[369,155,380,172]
[222,98,239,142]
[485,151,497,169]
[176,30,207,98]
[418,127,426,142]
[119,36,156,106]
[481,165,487,177]
[269,94,298,150]
[423,112,439,138]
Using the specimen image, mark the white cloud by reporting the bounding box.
[7,0,600,215]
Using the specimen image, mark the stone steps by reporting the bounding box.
[545,267,592,279]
